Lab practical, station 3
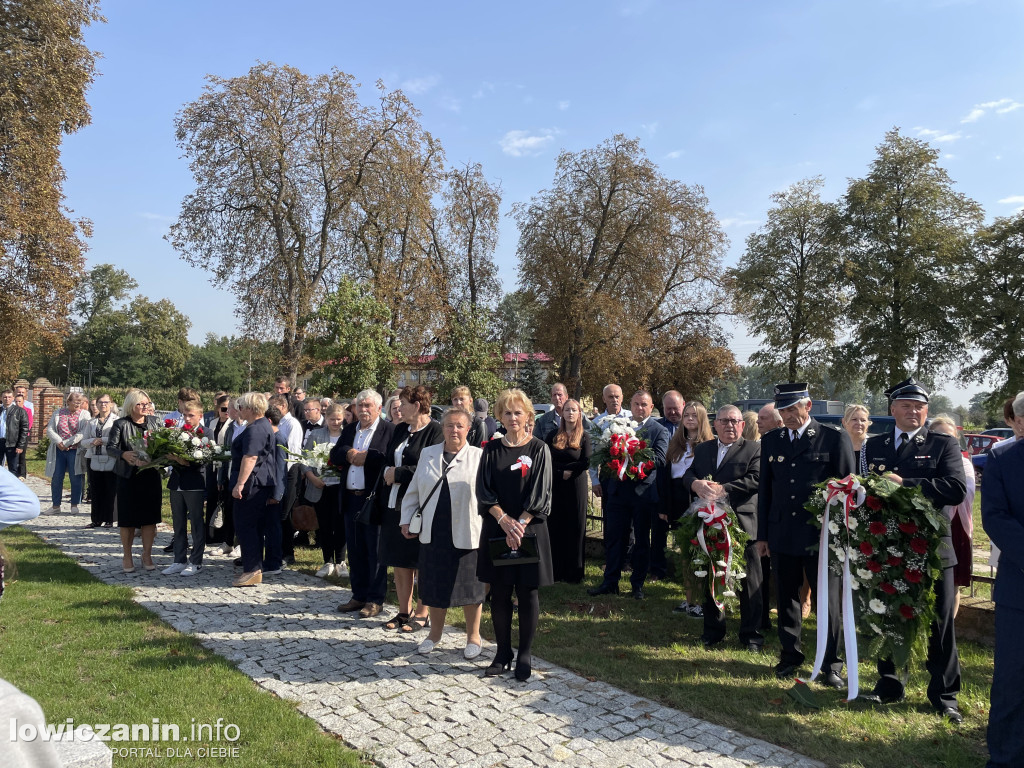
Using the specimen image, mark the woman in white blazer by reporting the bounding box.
[400,407,485,659]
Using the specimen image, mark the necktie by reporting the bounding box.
[791,429,797,442]
[898,432,908,448]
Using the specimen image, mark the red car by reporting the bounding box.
[964,433,1003,456]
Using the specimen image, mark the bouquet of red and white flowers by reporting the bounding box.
[807,473,946,668]
[676,495,749,611]
[130,419,227,469]
[590,415,656,481]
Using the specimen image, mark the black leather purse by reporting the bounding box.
[355,467,384,526]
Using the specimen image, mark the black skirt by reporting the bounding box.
[116,468,162,528]
[378,503,419,568]
[417,481,486,608]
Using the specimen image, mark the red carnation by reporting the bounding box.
[869,521,887,535]
[899,605,915,619]
[644,460,654,471]
[859,541,874,556]
[609,459,622,475]
[164,418,176,427]
[183,423,194,432]
[897,522,918,535]
[638,440,647,449]
[865,496,883,511]
[690,539,699,546]
[879,582,897,595]
[715,541,729,550]
[904,568,923,584]
[195,426,204,436]
[636,463,647,480]
[609,445,621,458]
[909,537,928,554]
[887,556,902,567]
[866,560,884,573]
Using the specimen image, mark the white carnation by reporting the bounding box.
[192,450,204,460]
[722,590,736,598]
[602,428,611,440]
[847,515,859,531]
[857,568,873,580]
[869,599,886,614]
[694,570,708,578]
[716,560,727,568]
[735,571,747,579]
[835,548,846,562]
[828,521,839,535]
[178,433,191,442]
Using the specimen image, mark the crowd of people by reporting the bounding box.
[1,375,1012,715]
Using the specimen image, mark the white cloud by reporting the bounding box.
[997,195,1024,204]
[641,121,659,136]
[400,75,440,95]
[961,98,1023,123]
[472,81,495,99]
[719,217,760,229]
[914,127,963,143]
[439,94,461,113]
[558,100,570,111]
[499,129,558,157]
[665,150,684,159]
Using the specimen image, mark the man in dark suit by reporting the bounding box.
[756,383,855,685]
[331,389,395,618]
[982,406,1024,767]
[684,404,762,650]
[588,390,669,600]
[0,389,29,472]
[862,378,966,724]
[657,390,685,437]
[650,390,686,580]
[534,382,593,443]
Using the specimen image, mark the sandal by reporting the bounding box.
[383,612,410,630]
[400,615,430,633]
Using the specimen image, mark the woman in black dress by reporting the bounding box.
[380,385,443,632]
[477,389,552,681]
[545,399,592,583]
[106,388,162,573]
[401,407,486,658]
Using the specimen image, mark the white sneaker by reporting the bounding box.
[230,546,241,558]
[335,563,349,578]
[315,563,335,578]
[162,562,187,575]
[70,505,80,514]
[48,505,61,514]
[180,564,201,577]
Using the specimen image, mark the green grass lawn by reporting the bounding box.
[0,527,365,768]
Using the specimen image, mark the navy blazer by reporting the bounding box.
[682,437,760,537]
[602,417,669,504]
[757,418,856,556]
[864,426,965,567]
[982,439,1024,610]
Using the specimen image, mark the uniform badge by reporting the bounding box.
[778,455,785,463]
[768,456,774,463]
[868,463,875,471]
[878,464,885,471]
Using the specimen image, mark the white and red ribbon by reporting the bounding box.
[695,502,733,611]
[511,455,533,478]
[806,474,864,700]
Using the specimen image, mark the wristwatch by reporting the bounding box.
[518,518,528,526]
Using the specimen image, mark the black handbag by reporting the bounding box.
[488,533,539,566]
[355,467,384,526]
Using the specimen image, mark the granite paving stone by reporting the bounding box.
[22,477,825,768]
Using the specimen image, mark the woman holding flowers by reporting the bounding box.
[658,401,713,617]
[476,389,552,681]
[107,389,162,572]
[379,385,442,632]
[545,399,592,583]
[163,401,209,577]
[304,403,347,578]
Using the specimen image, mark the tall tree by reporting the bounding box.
[430,162,502,310]
[432,304,504,405]
[303,277,396,396]
[491,290,539,356]
[728,177,848,383]
[959,211,1024,400]
[169,63,444,378]
[515,134,730,399]
[842,128,983,390]
[0,0,102,379]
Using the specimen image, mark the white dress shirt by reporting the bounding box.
[346,420,379,490]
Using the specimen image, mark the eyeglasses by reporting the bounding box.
[716,418,742,425]
[220,407,229,412]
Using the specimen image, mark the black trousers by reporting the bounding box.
[602,495,654,590]
[773,551,842,673]
[703,539,764,645]
[280,463,301,558]
[873,564,960,710]
[649,514,669,579]
[989,603,1024,767]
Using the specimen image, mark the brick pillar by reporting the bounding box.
[36,385,65,446]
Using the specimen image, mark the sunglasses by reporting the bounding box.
[220,407,229,412]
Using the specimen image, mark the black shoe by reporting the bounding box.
[700,635,724,649]
[815,671,845,689]
[587,583,619,596]
[939,706,963,725]
[774,662,799,679]
[862,689,906,705]
[284,555,296,566]
[631,588,645,601]
[485,650,514,677]
[742,642,763,653]
[233,557,243,566]
[514,653,532,682]
[163,544,174,553]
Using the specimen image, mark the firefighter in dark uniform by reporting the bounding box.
[862,378,967,724]
[755,383,856,685]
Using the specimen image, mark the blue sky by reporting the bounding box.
[61,0,1024,405]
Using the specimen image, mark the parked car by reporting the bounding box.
[982,427,1015,440]
[812,414,896,438]
[964,433,1003,456]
